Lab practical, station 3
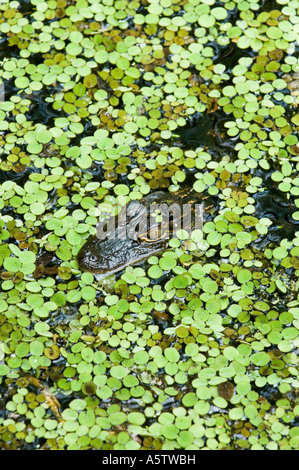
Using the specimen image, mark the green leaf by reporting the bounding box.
[251,352,270,366]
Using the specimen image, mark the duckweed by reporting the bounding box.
[0,0,298,452]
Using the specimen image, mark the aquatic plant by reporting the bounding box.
[0,0,298,450]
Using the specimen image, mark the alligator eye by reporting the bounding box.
[127,202,141,219]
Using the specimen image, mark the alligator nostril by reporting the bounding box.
[262,211,276,219]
